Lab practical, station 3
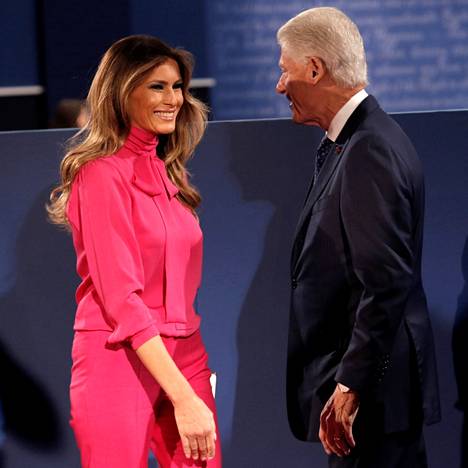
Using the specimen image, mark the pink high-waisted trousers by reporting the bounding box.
[70,330,222,467]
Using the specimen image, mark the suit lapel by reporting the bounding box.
[290,141,346,269]
[290,95,380,271]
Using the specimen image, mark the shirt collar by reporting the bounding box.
[132,150,179,199]
[326,89,368,142]
[125,126,158,156]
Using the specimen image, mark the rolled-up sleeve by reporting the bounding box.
[76,160,159,349]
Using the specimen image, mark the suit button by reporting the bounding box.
[292,278,298,289]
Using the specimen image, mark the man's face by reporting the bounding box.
[276,48,321,127]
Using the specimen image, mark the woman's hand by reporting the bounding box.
[135,336,217,462]
[173,394,217,461]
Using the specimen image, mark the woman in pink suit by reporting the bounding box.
[48,35,221,468]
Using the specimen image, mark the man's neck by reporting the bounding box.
[327,89,368,141]
[321,86,365,131]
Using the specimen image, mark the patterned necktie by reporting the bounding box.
[314,137,334,181]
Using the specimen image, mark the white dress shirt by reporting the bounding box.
[327,89,368,142]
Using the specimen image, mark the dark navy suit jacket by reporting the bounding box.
[287,95,441,441]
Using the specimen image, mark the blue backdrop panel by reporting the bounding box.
[0,129,78,467]
[0,0,38,86]
[41,1,130,115]
[207,0,468,119]
[5,0,468,121]
[0,0,38,87]
[129,0,209,78]
[0,112,467,467]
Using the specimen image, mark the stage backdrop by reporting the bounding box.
[0,110,467,467]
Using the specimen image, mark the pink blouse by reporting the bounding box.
[67,126,203,350]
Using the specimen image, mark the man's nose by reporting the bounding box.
[276,78,285,94]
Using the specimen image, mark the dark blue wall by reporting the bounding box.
[0,111,467,467]
[0,0,209,122]
[130,0,209,78]
[35,0,209,119]
[205,0,468,119]
[41,0,131,115]
[0,0,38,86]
[4,1,468,122]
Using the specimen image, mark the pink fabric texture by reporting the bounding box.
[67,127,221,466]
[67,126,203,349]
[70,330,222,468]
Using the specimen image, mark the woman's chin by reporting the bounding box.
[152,122,177,135]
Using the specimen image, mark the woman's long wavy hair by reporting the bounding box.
[47,35,208,228]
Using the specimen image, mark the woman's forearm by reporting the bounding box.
[135,334,216,461]
[135,335,194,403]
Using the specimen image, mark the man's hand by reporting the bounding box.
[319,384,360,457]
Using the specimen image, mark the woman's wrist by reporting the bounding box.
[168,381,196,406]
[135,335,195,405]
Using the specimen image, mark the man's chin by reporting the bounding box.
[290,113,308,125]
[290,112,303,124]
[291,113,319,127]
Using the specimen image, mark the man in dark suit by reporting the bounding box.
[276,7,440,467]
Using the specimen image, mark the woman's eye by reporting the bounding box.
[149,84,164,90]
[173,82,183,90]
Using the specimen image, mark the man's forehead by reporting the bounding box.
[279,50,300,69]
[278,49,291,67]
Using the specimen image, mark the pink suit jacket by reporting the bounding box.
[67,126,203,350]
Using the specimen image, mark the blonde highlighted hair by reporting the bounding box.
[47,35,208,228]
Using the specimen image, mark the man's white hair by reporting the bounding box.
[277,7,368,88]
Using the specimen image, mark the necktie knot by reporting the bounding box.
[315,137,334,180]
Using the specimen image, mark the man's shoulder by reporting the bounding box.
[351,106,415,152]
[337,95,393,144]
[343,117,421,180]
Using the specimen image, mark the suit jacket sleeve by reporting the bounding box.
[335,134,416,393]
[71,160,160,349]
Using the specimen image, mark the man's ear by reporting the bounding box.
[307,56,326,83]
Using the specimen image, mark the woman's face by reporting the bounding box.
[127,58,184,135]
